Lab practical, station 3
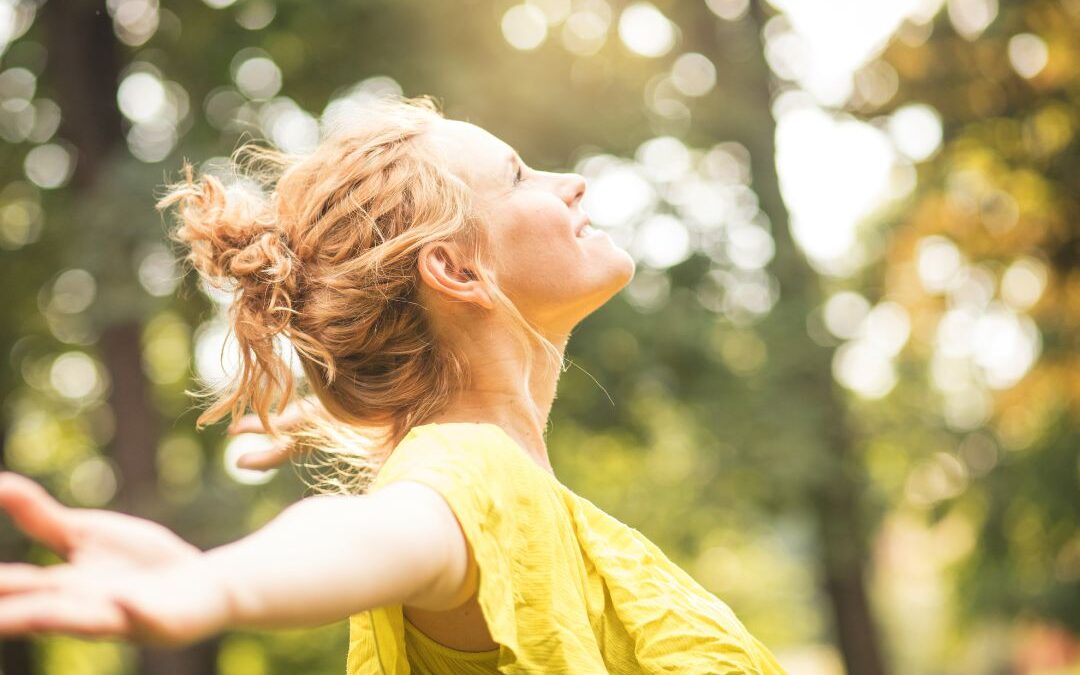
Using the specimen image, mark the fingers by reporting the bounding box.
[0,590,129,639]
[228,412,297,435]
[0,563,68,596]
[227,413,268,435]
[227,396,317,436]
[0,473,75,557]
[236,440,293,471]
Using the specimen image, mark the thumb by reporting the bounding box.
[0,473,76,558]
[236,440,293,471]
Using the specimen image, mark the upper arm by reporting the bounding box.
[205,481,479,630]
[366,480,477,612]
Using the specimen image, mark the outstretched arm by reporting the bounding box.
[207,480,474,629]
[0,473,473,646]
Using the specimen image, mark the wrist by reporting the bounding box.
[197,553,245,631]
[114,556,235,647]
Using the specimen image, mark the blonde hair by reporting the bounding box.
[157,95,563,494]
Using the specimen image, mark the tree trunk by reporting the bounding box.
[741,5,888,673]
[678,2,889,673]
[97,322,160,514]
[39,1,221,673]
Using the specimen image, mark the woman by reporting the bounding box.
[0,96,786,673]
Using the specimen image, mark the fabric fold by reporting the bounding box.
[346,422,786,675]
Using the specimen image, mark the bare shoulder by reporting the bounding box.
[369,480,479,612]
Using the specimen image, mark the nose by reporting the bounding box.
[562,173,586,207]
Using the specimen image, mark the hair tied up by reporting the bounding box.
[157,155,301,435]
[159,163,289,285]
[156,95,565,496]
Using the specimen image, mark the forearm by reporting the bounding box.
[198,491,444,631]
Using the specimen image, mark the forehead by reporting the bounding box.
[425,118,514,191]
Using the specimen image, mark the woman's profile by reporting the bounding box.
[0,95,786,674]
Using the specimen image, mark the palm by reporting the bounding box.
[67,507,200,568]
[0,472,228,645]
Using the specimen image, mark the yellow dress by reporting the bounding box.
[346,422,787,675]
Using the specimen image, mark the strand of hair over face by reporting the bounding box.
[157,94,566,495]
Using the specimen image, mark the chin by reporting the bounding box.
[552,255,639,331]
[611,248,637,288]
[582,264,637,318]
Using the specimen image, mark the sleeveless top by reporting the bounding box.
[346,422,787,674]
[401,615,500,673]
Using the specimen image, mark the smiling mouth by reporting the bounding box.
[575,218,596,238]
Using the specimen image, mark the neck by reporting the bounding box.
[418,325,568,475]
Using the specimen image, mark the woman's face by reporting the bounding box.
[426,118,636,336]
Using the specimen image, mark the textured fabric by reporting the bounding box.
[345,422,787,675]
[401,616,500,673]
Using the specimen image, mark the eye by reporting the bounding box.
[513,163,524,186]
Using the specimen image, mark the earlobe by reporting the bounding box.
[417,243,494,311]
[471,280,495,311]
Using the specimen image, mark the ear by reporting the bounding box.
[417,242,494,310]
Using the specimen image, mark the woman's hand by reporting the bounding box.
[228,395,321,471]
[0,472,232,645]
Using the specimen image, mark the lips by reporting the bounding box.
[574,215,591,237]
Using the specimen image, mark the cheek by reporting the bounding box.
[507,198,568,236]
[502,198,574,254]
[494,200,581,297]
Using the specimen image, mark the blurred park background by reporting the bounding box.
[0,0,1077,673]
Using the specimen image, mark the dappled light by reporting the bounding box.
[23,142,73,189]
[223,434,278,485]
[0,0,1076,673]
[502,3,548,51]
[617,2,675,58]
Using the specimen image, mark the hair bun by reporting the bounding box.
[157,157,300,436]
[160,164,291,292]
[231,228,293,285]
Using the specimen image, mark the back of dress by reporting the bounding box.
[346,422,786,675]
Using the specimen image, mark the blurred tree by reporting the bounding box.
[2,0,888,671]
[19,0,1070,673]
[858,0,1079,643]
[737,4,887,673]
[25,1,222,673]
